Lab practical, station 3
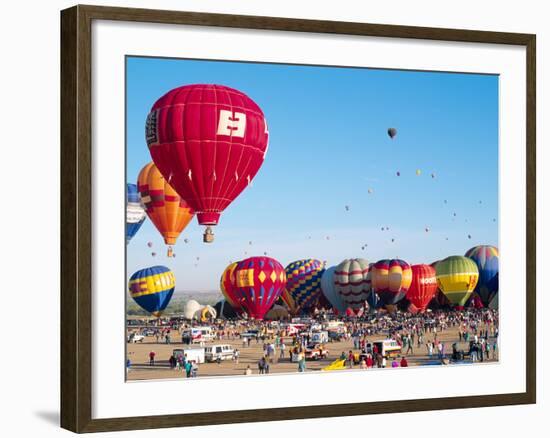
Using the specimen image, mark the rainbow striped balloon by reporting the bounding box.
[371,259,412,306]
[128,266,175,316]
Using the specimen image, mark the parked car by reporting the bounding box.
[181,326,214,344]
[204,344,235,362]
[311,330,329,344]
[304,343,329,360]
[372,339,402,358]
[328,331,346,342]
[240,329,260,339]
[127,333,144,343]
[172,347,205,364]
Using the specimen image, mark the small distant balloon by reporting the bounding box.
[172,253,176,258]
[147,242,153,248]
[493,218,496,222]
[453,212,457,217]
[479,200,482,204]
[431,173,436,179]
[444,200,448,204]
[345,205,350,211]
[445,237,449,240]
[249,241,252,245]
[386,227,390,231]
[368,188,373,194]
[263,251,267,256]
[468,234,472,239]
[326,236,330,240]
[396,171,401,176]
[184,238,189,244]
[196,256,200,260]
[416,169,422,176]
[387,128,397,139]
[381,227,384,231]
[151,252,156,257]
[391,238,395,242]
[425,227,430,232]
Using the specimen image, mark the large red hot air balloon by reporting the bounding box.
[233,256,286,319]
[146,84,269,242]
[406,264,438,312]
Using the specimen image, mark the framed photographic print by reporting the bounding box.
[60,4,536,433]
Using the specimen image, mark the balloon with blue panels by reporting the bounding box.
[126,183,146,244]
[128,265,175,317]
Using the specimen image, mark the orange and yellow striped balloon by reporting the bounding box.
[138,162,194,253]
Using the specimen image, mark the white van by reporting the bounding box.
[204,344,234,362]
[373,339,402,358]
[311,331,329,344]
[181,326,214,344]
[172,347,205,364]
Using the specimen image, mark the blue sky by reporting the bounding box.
[126,56,498,291]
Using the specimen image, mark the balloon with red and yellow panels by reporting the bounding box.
[137,162,194,256]
[282,259,325,315]
[406,264,438,312]
[371,259,412,308]
[334,258,372,311]
[219,261,242,314]
[233,257,286,319]
[146,84,269,243]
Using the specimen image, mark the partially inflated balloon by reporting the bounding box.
[138,162,194,255]
[320,266,347,314]
[371,259,412,306]
[406,264,438,312]
[126,183,146,244]
[233,257,286,319]
[146,84,269,242]
[334,259,372,310]
[436,256,479,307]
[282,259,325,315]
[220,262,241,313]
[465,245,499,307]
[128,266,175,316]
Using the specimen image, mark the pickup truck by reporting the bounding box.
[305,343,329,360]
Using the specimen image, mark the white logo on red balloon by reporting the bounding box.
[419,277,437,285]
[217,110,246,137]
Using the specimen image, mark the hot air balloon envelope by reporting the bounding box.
[126,183,146,244]
[283,259,325,315]
[465,245,499,307]
[146,84,269,237]
[128,266,175,316]
[436,256,479,307]
[233,257,286,319]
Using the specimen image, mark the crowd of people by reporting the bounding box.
[126,307,499,377]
